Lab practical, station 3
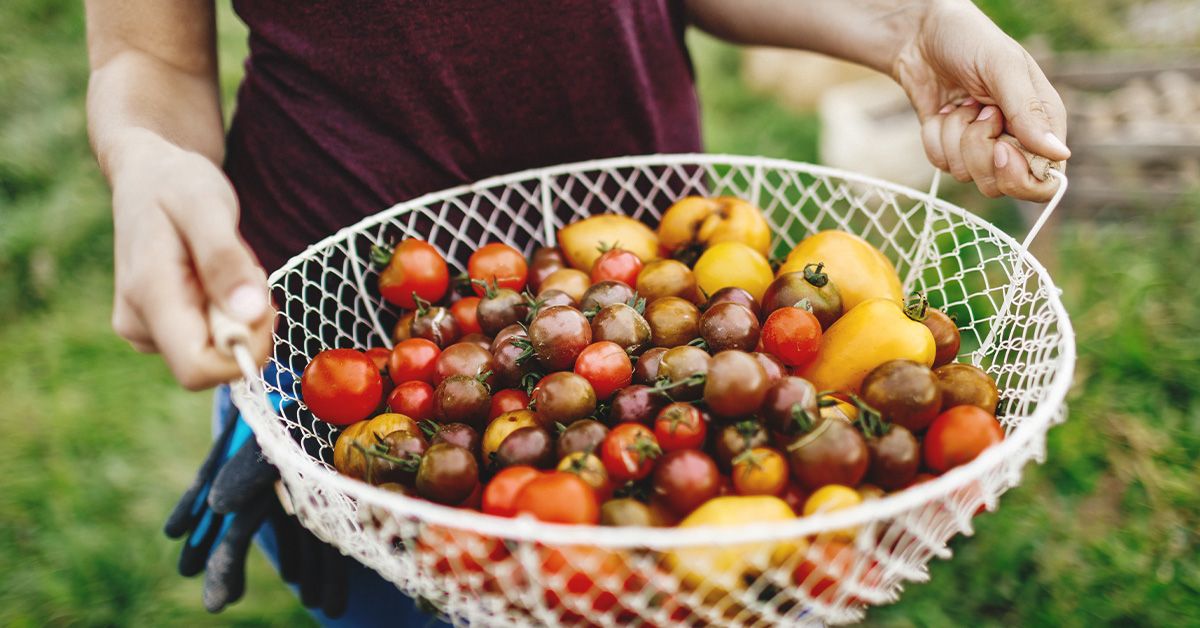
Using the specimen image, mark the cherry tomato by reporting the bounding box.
[557,451,611,499]
[513,471,600,524]
[601,423,662,483]
[481,465,542,517]
[377,239,450,308]
[388,338,440,385]
[652,449,721,516]
[731,447,789,496]
[574,341,633,400]
[450,296,483,335]
[387,380,435,420]
[301,349,383,425]
[653,403,708,452]
[489,388,530,419]
[364,347,391,374]
[469,243,528,295]
[591,247,644,287]
[923,405,1004,472]
[761,306,822,367]
[431,342,494,387]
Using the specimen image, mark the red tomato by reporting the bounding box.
[482,466,543,517]
[301,349,383,425]
[600,423,662,483]
[364,347,391,373]
[653,402,708,452]
[652,449,721,515]
[573,341,633,400]
[761,306,822,367]
[591,248,644,287]
[489,388,530,419]
[388,338,441,385]
[450,297,483,335]
[468,243,528,296]
[387,380,435,420]
[512,471,599,524]
[378,239,450,308]
[924,405,1004,472]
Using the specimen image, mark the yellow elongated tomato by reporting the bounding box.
[693,242,774,302]
[779,231,903,311]
[557,215,658,271]
[658,196,772,257]
[800,298,936,394]
[667,495,802,595]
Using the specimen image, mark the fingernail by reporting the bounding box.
[227,284,267,322]
[1044,132,1071,157]
[975,106,997,122]
[993,143,1009,169]
[961,97,977,107]
[938,104,955,115]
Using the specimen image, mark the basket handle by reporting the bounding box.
[208,304,263,383]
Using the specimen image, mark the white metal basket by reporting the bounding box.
[228,154,1075,626]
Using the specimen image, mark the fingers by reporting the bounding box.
[962,105,1005,198]
[940,100,982,182]
[992,140,1061,202]
[987,51,1071,161]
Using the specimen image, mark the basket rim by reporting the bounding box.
[248,152,1077,548]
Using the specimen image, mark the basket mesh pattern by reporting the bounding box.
[232,154,1075,626]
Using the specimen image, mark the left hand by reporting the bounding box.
[893,0,1070,201]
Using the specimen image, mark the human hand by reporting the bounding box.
[894,0,1070,200]
[108,131,273,389]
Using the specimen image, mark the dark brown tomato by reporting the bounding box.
[528,246,567,293]
[492,337,533,389]
[861,360,942,432]
[490,324,527,354]
[633,347,668,385]
[934,363,999,414]
[786,418,868,491]
[761,376,819,440]
[411,306,461,348]
[610,384,668,425]
[761,265,843,330]
[753,352,788,384]
[636,259,701,304]
[532,371,597,428]
[644,297,700,348]
[368,429,428,486]
[704,286,760,319]
[591,303,652,355]
[529,289,577,319]
[652,449,721,516]
[714,420,770,471]
[476,287,528,336]
[865,425,920,490]
[431,422,481,458]
[599,498,661,527]
[556,419,610,460]
[527,305,592,371]
[579,281,636,315]
[700,303,761,353]
[415,443,479,504]
[922,307,961,367]
[459,333,492,352]
[657,346,711,401]
[433,374,491,428]
[703,350,769,419]
[494,426,554,469]
[432,342,495,387]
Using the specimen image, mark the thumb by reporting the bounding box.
[988,57,1071,162]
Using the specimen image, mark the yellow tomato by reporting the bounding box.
[731,447,789,496]
[537,268,590,303]
[779,231,903,310]
[558,215,658,271]
[803,484,862,541]
[692,242,774,302]
[557,451,610,497]
[800,298,936,394]
[333,413,418,480]
[481,410,539,459]
[657,196,772,257]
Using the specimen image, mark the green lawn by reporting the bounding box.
[1,2,1196,627]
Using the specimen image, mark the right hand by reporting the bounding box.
[109,132,273,389]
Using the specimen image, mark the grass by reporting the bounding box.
[1,1,1197,626]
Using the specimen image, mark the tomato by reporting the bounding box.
[732,447,788,496]
[653,403,708,452]
[787,415,869,491]
[481,465,542,517]
[482,409,539,460]
[388,338,440,385]
[657,196,772,259]
[779,230,903,311]
[803,484,862,541]
[800,297,935,394]
[469,243,528,295]
[703,350,770,419]
[573,341,633,400]
[601,423,662,482]
[667,496,799,595]
[301,349,383,425]
[513,471,600,524]
[387,380,435,420]
[558,214,659,271]
[450,296,483,335]
[377,239,450,308]
[415,442,479,505]
[935,363,1000,414]
[537,268,591,303]
[364,347,391,374]
[652,449,721,516]
[528,246,567,293]
[922,306,961,367]
[761,264,844,330]
[637,259,701,304]
[489,388,530,419]
[431,342,494,387]
[761,306,822,368]
[860,359,942,431]
[793,540,875,605]
[692,242,775,302]
[591,247,644,286]
[923,405,1004,472]
[557,451,611,499]
[540,545,639,618]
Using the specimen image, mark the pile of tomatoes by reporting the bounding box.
[301,195,1005,537]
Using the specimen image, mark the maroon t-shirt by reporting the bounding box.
[225,1,703,271]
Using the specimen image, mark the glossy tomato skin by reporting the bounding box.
[786,418,869,491]
[601,423,662,483]
[482,465,542,517]
[652,449,721,516]
[703,350,770,419]
[528,247,567,293]
[761,306,822,367]
[378,239,450,308]
[302,349,383,425]
[432,342,494,387]
[732,447,789,496]
[591,248,644,287]
[610,384,668,425]
[469,243,528,295]
[574,341,633,400]
[387,338,440,385]
[387,380,435,420]
[450,297,483,335]
[430,422,480,457]
[527,306,592,371]
[924,405,1004,472]
[489,388,530,420]
[653,403,708,452]
[513,471,600,524]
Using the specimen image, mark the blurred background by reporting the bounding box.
[1,1,1197,625]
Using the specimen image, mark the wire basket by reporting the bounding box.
[229,154,1076,626]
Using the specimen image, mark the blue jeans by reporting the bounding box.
[212,386,451,627]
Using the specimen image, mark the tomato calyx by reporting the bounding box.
[613,478,652,501]
[470,278,500,299]
[510,337,536,366]
[687,337,710,352]
[648,373,707,402]
[419,419,440,441]
[845,393,891,439]
[522,290,546,322]
[352,438,422,485]
[904,292,929,322]
[370,243,394,266]
[520,371,543,397]
[803,262,830,288]
[626,294,647,315]
[788,402,819,434]
[596,240,622,254]
[412,292,433,316]
[626,433,663,466]
[792,298,814,313]
[733,419,764,449]
[731,447,766,472]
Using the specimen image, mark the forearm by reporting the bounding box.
[685,0,940,77]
